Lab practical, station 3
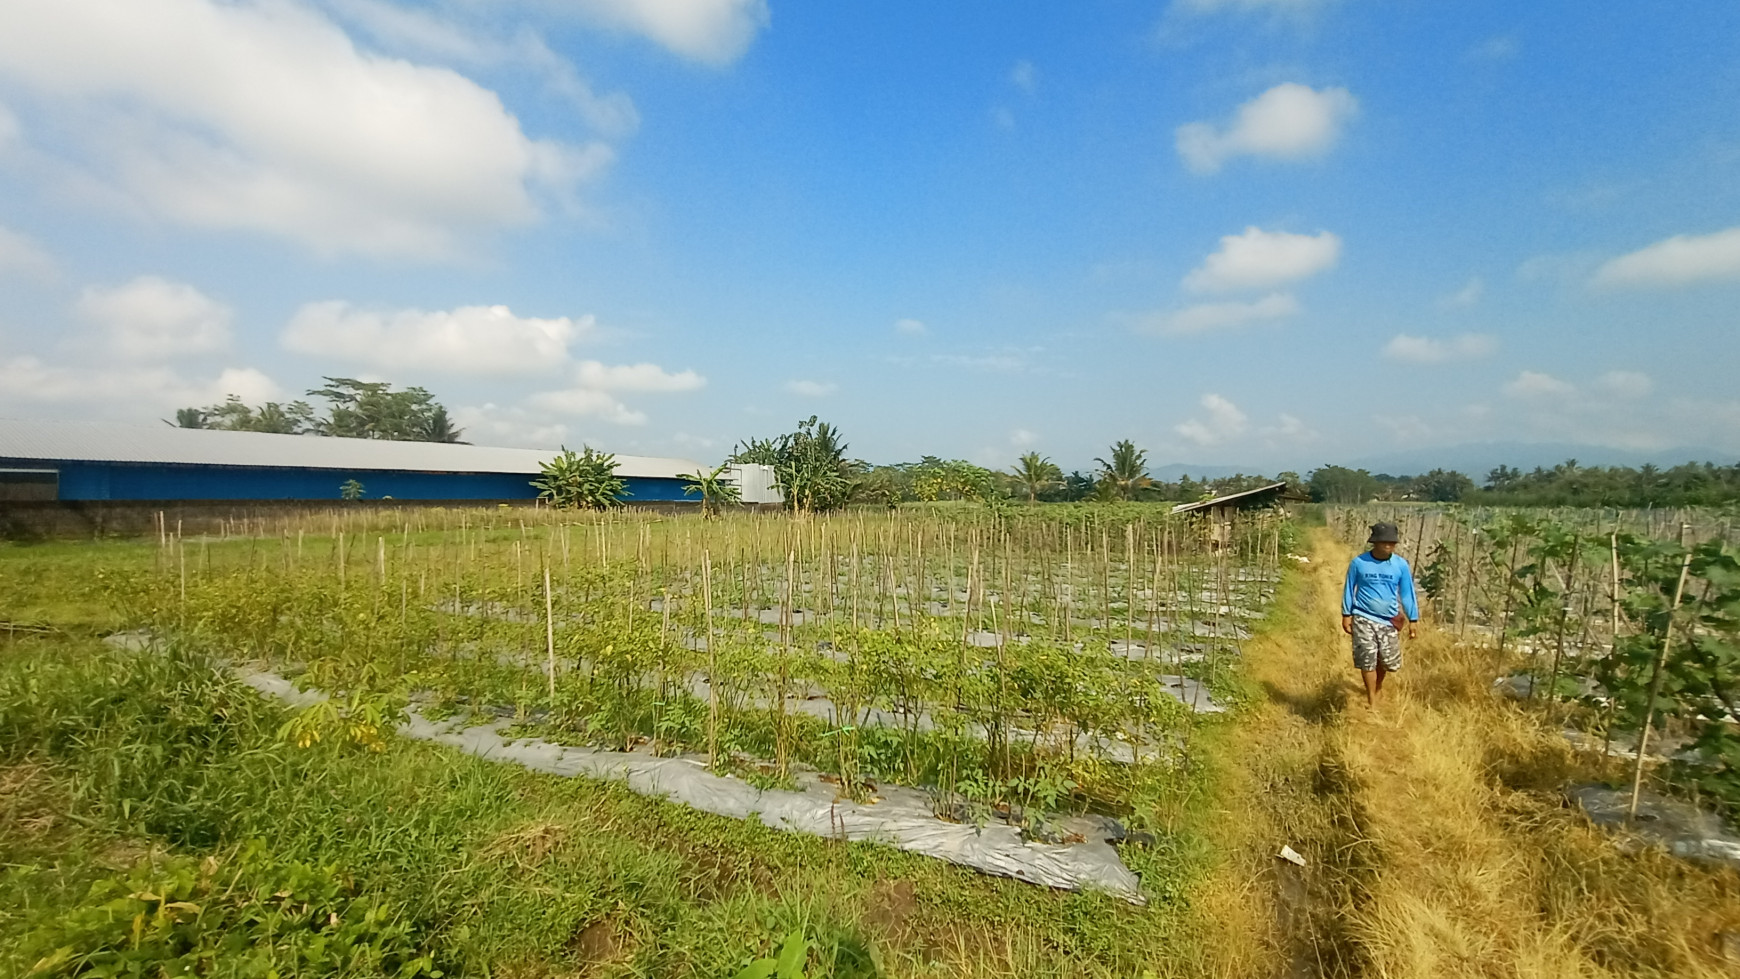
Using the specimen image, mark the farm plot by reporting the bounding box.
[1327,503,1740,828]
[116,505,1285,887]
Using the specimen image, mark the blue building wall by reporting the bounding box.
[4,459,693,503]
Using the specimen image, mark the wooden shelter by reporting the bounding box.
[1171,482,1301,549]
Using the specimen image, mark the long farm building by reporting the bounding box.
[0,418,706,504]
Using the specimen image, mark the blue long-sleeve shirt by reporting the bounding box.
[1342,552,1419,624]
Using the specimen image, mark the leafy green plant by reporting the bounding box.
[532,445,627,510]
[680,463,743,518]
[340,478,366,501]
[732,930,813,979]
[19,847,435,978]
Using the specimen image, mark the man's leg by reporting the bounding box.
[1374,660,1389,693]
[1361,668,1380,708]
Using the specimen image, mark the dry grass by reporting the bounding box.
[1196,528,1740,978]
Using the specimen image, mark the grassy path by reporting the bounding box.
[1193,527,1740,979]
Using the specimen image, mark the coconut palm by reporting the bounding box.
[418,405,466,443]
[1009,452,1063,503]
[1093,440,1151,501]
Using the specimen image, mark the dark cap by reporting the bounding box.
[1368,522,1400,543]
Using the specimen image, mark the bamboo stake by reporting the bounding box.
[544,565,556,701]
[1628,524,1694,821]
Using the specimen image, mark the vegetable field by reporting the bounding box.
[121,504,1286,831]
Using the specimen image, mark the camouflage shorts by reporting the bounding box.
[1351,616,1403,672]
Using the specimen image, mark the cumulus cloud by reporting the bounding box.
[1176,83,1357,174]
[0,224,57,281]
[894,318,927,335]
[1183,227,1341,293]
[1504,370,1576,399]
[574,360,705,392]
[1595,370,1653,399]
[327,4,641,139]
[0,356,278,414]
[1591,227,1740,288]
[1136,293,1300,336]
[506,0,767,65]
[1174,393,1249,446]
[282,302,594,376]
[786,379,837,397]
[1382,333,1497,364]
[0,0,610,259]
[1261,412,1316,443]
[524,386,648,425]
[76,275,232,360]
[452,401,574,448]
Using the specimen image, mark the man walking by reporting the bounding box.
[1341,521,1419,710]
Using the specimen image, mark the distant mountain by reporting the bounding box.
[1340,443,1734,479]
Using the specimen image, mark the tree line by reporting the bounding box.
[1308,460,1740,508]
[169,378,464,443]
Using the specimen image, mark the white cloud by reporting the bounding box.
[1135,292,1300,336]
[1261,412,1316,443]
[786,379,836,397]
[0,224,57,281]
[574,360,705,392]
[327,5,641,140]
[1010,60,1037,93]
[0,356,277,414]
[0,0,610,259]
[894,318,927,335]
[282,302,593,376]
[1441,277,1484,308]
[1176,83,1357,174]
[544,0,769,65]
[1183,227,1341,293]
[1504,370,1575,399]
[524,386,647,425]
[1595,370,1652,399]
[1382,333,1497,364]
[452,402,573,449]
[1010,428,1039,447]
[1174,393,1249,446]
[75,275,232,360]
[1591,227,1740,288]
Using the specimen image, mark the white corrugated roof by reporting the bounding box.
[0,418,701,479]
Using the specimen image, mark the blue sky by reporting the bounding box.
[1,0,1737,473]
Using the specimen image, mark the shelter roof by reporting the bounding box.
[0,417,700,479]
[1170,481,1295,514]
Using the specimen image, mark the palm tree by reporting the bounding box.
[1009,451,1062,503]
[418,406,466,443]
[168,407,208,429]
[1093,440,1151,501]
